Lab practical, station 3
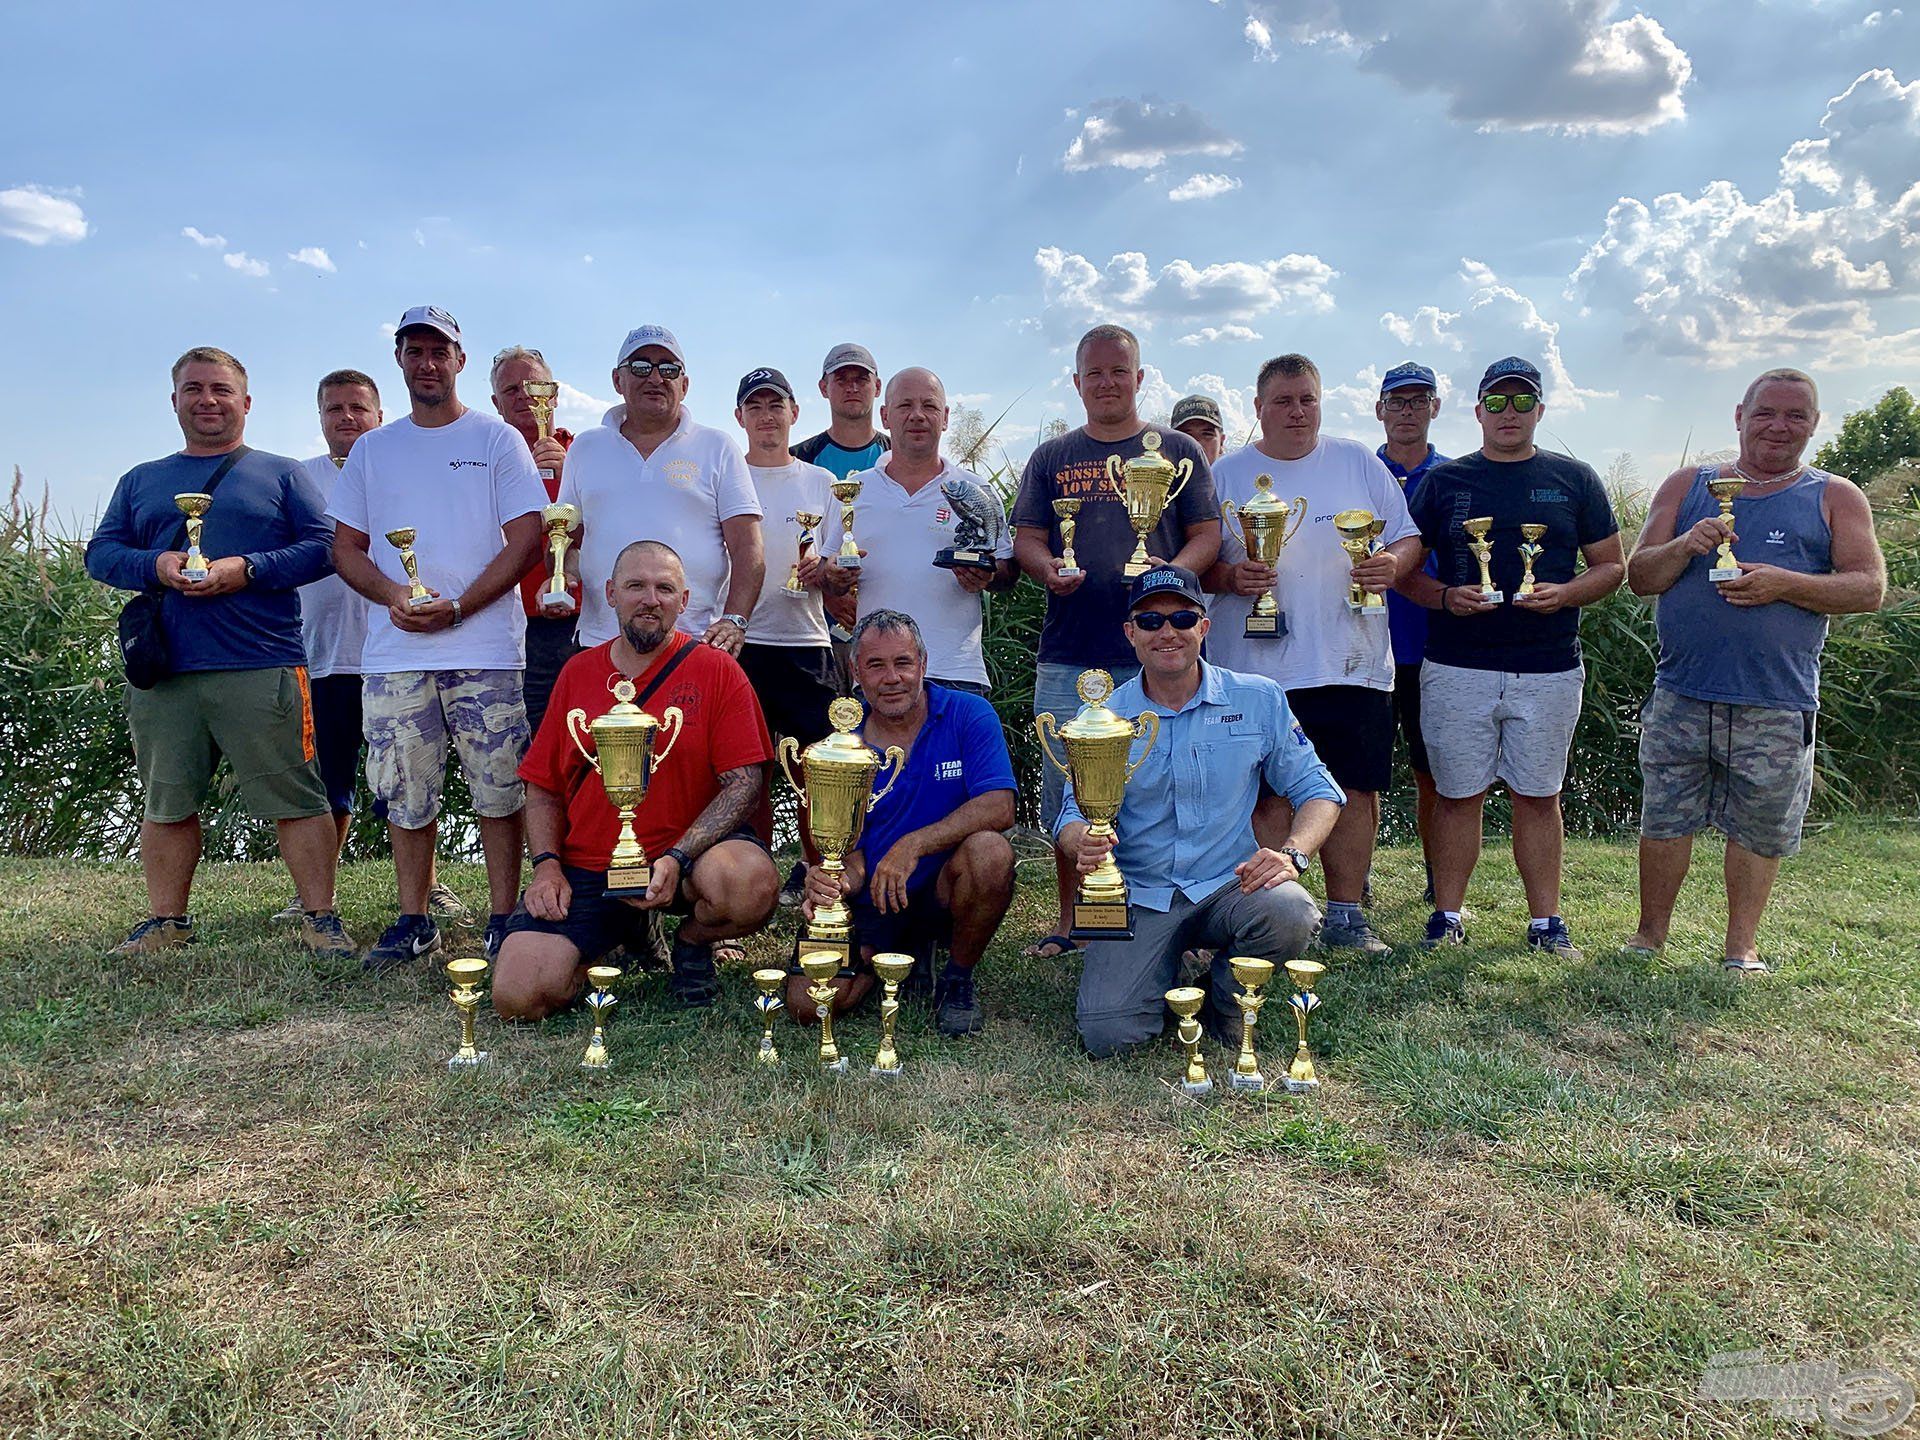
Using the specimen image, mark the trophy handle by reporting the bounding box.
[565,708,599,770]
[1102,454,1126,501]
[1221,498,1239,530]
[1165,458,1194,505]
[868,746,907,810]
[776,734,806,806]
[1284,500,1308,546]
[1125,710,1161,781]
[1034,713,1071,777]
[652,706,684,767]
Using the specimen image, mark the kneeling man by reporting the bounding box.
[1057,565,1344,1056]
[494,540,781,1017]
[798,609,1017,1035]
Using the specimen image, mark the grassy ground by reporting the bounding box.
[4,825,1919,1439]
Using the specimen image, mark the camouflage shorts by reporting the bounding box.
[363,670,529,829]
[1638,687,1815,859]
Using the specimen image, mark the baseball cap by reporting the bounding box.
[1170,395,1223,430]
[1380,361,1437,394]
[821,342,878,377]
[736,367,795,405]
[1477,356,1543,397]
[395,305,461,345]
[616,325,686,367]
[1127,564,1207,613]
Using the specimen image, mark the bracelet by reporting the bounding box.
[1437,586,1453,612]
[530,851,560,869]
[450,598,464,627]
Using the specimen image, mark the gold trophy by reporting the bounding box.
[1052,497,1084,579]
[1104,430,1193,577]
[787,510,824,594]
[1036,669,1160,940]
[523,378,560,481]
[1166,987,1214,1097]
[1332,509,1388,615]
[800,951,850,1074]
[751,968,786,1065]
[1222,475,1307,638]
[830,477,863,572]
[1228,956,1275,1092]
[384,527,435,610]
[779,698,906,968]
[580,965,621,1070]
[1706,475,1745,582]
[871,952,915,1078]
[1517,522,1548,596]
[1283,958,1325,1094]
[566,680,684,899]
[175,493,213,582]
[445,956,490,1069]
[539,503,579,614]
[1463,517,1503,603]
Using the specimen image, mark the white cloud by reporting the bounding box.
[1176,324,1263,346]
[1137,366,1259,442]
[1168,172,1242,203]
[0,185,89,246]
[379,322,398,339]
[222,251,269,278]
[1244,14,1275,58]
[556,381,614,429]
[181,225,226,249]
[1384,258,1606,411]
[1062,98,1243,172]
[1031,246,1336,340]
[287,246,335,273]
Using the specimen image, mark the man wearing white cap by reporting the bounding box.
[558,325,765,657]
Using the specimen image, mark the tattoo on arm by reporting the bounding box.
[673,764,763,860]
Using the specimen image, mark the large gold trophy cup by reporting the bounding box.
[1104,431,1193,578]
[1332,509,1388,615]
[779,698,906,968]
[539,503,579,614]
[1706,476,1746,582]
[523,378,560,481]
[174,493,213,582]
[566,679,684,899]
[1036,669,1160,940]
[1222,474,1307,638]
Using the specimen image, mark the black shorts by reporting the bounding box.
[523,615,580,737]
[310,673,364,817]
[1286,684,1394,794]
[738,642,838,746]
[847,872,953,962]
[1393,662,1431,776]
[506,832,767,961]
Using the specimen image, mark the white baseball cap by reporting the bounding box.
[616,325,686,367]
[395,305,462,345]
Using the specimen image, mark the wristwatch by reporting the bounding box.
[663,846,694,874]
[450,598,464,627]
[719,613,748,632]
[1279,845,1312,875]
[243,557,257,583]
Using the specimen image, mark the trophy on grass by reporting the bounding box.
[566,681,684,899]
[523,378,560,481]
[787,510,824,595]
[1105,431,1193,577]
[800,951,850,1075]
[1222,475,1307,638]
[1052,498,1084,579]
[830,477,864,572]
[934,474,1008,574]
[1463,517,1503,604]
[1166,987,1213,1097]
[1517,523,1548,597]
[751,968,786,1065]
[1228,956,1275,1092]
[1283,958,1326,1094]
[1333,509,1388,615]
[1706,475,1746,582]
[870,952,915,1078]
[539,503,580,614]
[445,956,491,1069]
[580,965,622,1070]
[1035,669,1160,940]
[384,528,435,610]
[779,698,906,968]
[175,493,213,582]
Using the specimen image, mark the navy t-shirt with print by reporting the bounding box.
[856,683,1016,894]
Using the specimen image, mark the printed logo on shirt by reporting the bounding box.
[936,759,965,781]
[936,507,951,524]
[1207,712,1245,725]
[1528,489,1569,504]
[1290,721,1310,747]
[1767,529,1787,545]
[663,459,700,489]
[448,458,487,470]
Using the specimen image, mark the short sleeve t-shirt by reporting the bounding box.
[794,430,889,480]
[1410,449,1619,674]
[747,459,835,647]
[1206,437,1418,692]
[1011,425,1219,670]
[855,684,1017,893]
[519,634,775,872]
[298,455,367,679]
[327,409,548,673]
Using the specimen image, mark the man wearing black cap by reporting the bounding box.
[1054,564,1342,1056]
[1396,357,1624,957]
[1172,394,1226,466]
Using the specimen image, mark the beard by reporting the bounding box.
[408,383,450,409]
[624,616,667,652]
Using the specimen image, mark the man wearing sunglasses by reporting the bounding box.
[1057,565,1343,1057]
[1396,356,1624,958]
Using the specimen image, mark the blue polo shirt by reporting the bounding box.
[1055,662,1345,912]
[857,682,1017,891]
[1379,444,1447,668]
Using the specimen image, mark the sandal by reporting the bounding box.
[713,940,748,967]
[1721,956,1772,977]
[1023,933,1080,959]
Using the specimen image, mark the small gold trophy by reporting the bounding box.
[384,527,435,610]
[800,951,850,1075]
[523,378,560,481]
[1332,509,1388,615]
[1036,669,1160,940]
[445,956,490,1069]
[1222,475,1307,638]
[1463,517,1504,603]
[1706,475,1745,582]
[751,968,786,1065]
[539,503,579,614]
[830,477,863,572]
[175,493,213,582]
[1166,987,1214,1097]
[1516,522,1548,596]
[787,510,824,595]
[566,680,684,899]
[1052,497,1084,579]
[1228,956,1275,1092]
[871,952,915,1078]
[580,965,622,1070]
[1104,430,1193,577]
[1283,958,1325,1094]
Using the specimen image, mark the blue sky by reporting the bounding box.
[4,0,1917,523]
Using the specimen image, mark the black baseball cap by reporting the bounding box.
[736,367,795,405]
[1171,395,1223,430]
[1477,356,1543,397]
[1127,564,1206,613]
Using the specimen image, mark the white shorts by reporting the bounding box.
[1419,660,1584,800]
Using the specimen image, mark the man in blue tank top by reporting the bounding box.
[1626,368,1886,975]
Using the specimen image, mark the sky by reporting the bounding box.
[4,0,1918,525]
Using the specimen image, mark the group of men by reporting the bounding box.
[85,307,1887,1057]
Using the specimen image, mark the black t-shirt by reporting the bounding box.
[1010,425,1219,669]
[1409,449,1618,674]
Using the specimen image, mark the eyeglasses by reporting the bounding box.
[1128,609,1204,632]
[622,358,685,380]
[1382,394,1434,413]
[1480,393,1539,414]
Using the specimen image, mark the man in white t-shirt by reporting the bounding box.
[1203,353,1420,954]
[558,324,766,657]
[820,367,1015,695]
[329,305,548,971]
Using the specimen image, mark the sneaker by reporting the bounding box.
[300,910,355,955]
[270,896,303,924]
[364,914,440,973]
[669,937,720,1007]
[112,915,194,955]
[935,960,984,1036]
[426,882,470,924]
[1527,918,1584,961]
[483,914,510,963]
[778,861,807,910]
[1320,916,1392,956]
[1421,911,1466,948]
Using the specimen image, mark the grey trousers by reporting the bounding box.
[1076,878,1321,1057]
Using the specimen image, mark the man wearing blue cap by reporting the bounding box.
[1055,564,1343,1056]
[1396,357,1624,958]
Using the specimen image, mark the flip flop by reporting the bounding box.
[713,940,748,967]
[1023,933,1079,959]
[1722,956,1772,976]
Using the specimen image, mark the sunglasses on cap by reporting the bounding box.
[622,358,685,379]
[1128,609,1205,632]
[1480,392,1539,414]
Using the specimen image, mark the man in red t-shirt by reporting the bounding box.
[493,540,780,1016]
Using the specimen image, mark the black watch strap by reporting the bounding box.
[530,850,561,869]
[664,846,694,872]
[1280,845,1312,874]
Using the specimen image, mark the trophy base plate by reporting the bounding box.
[407,596,435,611]
[538,594,577,615]
[1347,599,1388,615]
[1228,1071,1268,1092]
[1480,591,1505,604]
[605,863,652,898]
[1709,567,1741,583]
[1243,615,1280,637]
[183,568,210,584]
[539,466,557,482]
[836,556,862,571]
[1122,561,1150,579]
[820,1055,851,1075]
[798,935,852,970]
[1282,1076,1320,1094]
[934,548,996,572]
[1058,566,1084,579]
[870,1063,903,1079]
[447,1051,491,1069]
[580,1056,611,1072]
[1069,900,1133,941]
[1179,1078,1215,1097]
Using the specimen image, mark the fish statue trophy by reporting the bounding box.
[934,473,1008,574]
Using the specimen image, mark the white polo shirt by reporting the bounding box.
[559,405,763,646]
[298,454,366,679]
[747,459,834,647]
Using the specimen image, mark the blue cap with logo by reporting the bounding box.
[1379,361,1437,395]
[1127,563,1206,613]
[1477,356,1543,397]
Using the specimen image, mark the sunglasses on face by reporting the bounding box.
[1480,393,1539,414]
[1128,609,1204,632]
[622,359,685,380]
